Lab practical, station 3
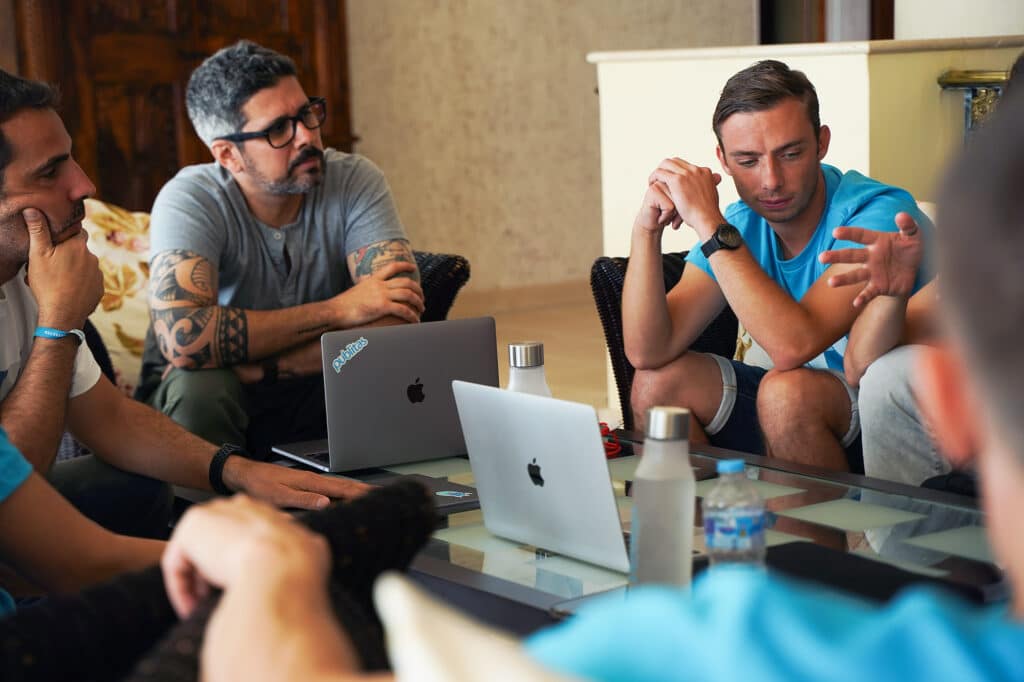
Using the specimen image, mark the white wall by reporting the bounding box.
[346,1,758,292]
[895,0,1024,40]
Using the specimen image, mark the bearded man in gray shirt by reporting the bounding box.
[139,41,424,458]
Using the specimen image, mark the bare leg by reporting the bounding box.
[757,368,852,471]
[631,351,724,441]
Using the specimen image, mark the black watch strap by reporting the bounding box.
[209,443,246,495]
[701,223,742,259]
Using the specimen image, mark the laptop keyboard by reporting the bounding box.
[303,450,330,466]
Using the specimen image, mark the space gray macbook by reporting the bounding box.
[273,317,498,472]
[452,381,631,573]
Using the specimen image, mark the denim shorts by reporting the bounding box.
[703,354,864,473]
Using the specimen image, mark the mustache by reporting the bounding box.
[288,147,324,174]
[59,201,86,231]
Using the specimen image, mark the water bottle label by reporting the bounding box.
[704,510,765,552]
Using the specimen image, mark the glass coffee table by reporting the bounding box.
[379,437,1003,634]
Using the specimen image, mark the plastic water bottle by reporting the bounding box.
[506,342,552,397]
[703,459,766,567]
[629,406,696,587]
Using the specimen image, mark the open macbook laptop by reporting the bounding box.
[273,317,498,472]
[452,381,631,573]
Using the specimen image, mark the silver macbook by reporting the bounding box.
[452,381,630,573]
[273,318,498,472]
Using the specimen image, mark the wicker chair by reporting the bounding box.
[590,251,738,431]
[415,251,471,322]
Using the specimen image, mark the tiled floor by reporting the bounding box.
[448,279,615,420]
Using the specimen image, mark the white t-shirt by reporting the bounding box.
[0,267,102,401]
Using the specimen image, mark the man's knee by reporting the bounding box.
[631,367,674,415]
[150,367,248,444]
[757,368,844,435]
[630,353,722,421]
[756,369,808,427]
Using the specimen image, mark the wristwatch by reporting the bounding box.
[209,443,248,495]
[701,223,743,258]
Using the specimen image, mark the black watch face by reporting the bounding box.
[718,224,742,249]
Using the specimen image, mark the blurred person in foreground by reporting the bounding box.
[160,92,1024,681]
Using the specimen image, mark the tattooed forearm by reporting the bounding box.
[148,249,250,368]
[351,239,420,282]
[215,307,249,365]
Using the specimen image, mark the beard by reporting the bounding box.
[52,200,86,242]
[242,146,325,196]
[0,199,86,267]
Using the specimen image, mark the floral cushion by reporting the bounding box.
[82,198,152,396]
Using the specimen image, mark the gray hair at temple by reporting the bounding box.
[937,85,1024,460]
[0,69,59,197]
[186,40,297,147]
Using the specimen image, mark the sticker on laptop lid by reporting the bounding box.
[332,337,369,373]
[436,490,474,498]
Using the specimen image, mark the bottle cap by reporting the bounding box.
[645,406,690,440]
[716,459,745,474]
[509,342,544,368]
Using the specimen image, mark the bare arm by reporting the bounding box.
[622,230,726,368]
[0,339,77,471]
[67,377,370,509]
[819,214,936,385]
[0,472,163,593]
[0,208,105,471]
[621,166,727,369]
[633,158,861,371]
[708,247,862,370]
[228,239,425,382]
[148,240,423,370]
[843,281,938,386]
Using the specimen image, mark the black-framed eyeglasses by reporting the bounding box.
[215,97,327,148]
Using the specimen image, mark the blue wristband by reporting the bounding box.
[34,326,86,345]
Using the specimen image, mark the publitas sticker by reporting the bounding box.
[332,337,369,373]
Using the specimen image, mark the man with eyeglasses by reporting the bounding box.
[139,41,424,459]
[0,64,370,563]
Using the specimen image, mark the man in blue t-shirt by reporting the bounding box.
[623,59,930,472]
[132,88,1024,682]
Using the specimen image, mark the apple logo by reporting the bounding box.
[527,458,544,487]
[407,378,425,403]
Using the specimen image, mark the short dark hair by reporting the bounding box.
[938,85,1024,460]
[186,40,297,146]
[0,69,60,195]
[712,60,820,149]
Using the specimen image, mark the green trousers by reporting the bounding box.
[147,368,328,459]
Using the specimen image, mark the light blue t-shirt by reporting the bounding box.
[527,567,1024,682]
[0,427,32,616]
[685,164,933,370]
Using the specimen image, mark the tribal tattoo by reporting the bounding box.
[149,249,249,368]
[350,239,420,282]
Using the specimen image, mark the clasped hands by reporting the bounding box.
[635,158,725,240]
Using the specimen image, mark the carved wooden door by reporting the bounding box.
[14,0,353,211]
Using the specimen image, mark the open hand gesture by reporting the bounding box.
[819,212,924,307]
